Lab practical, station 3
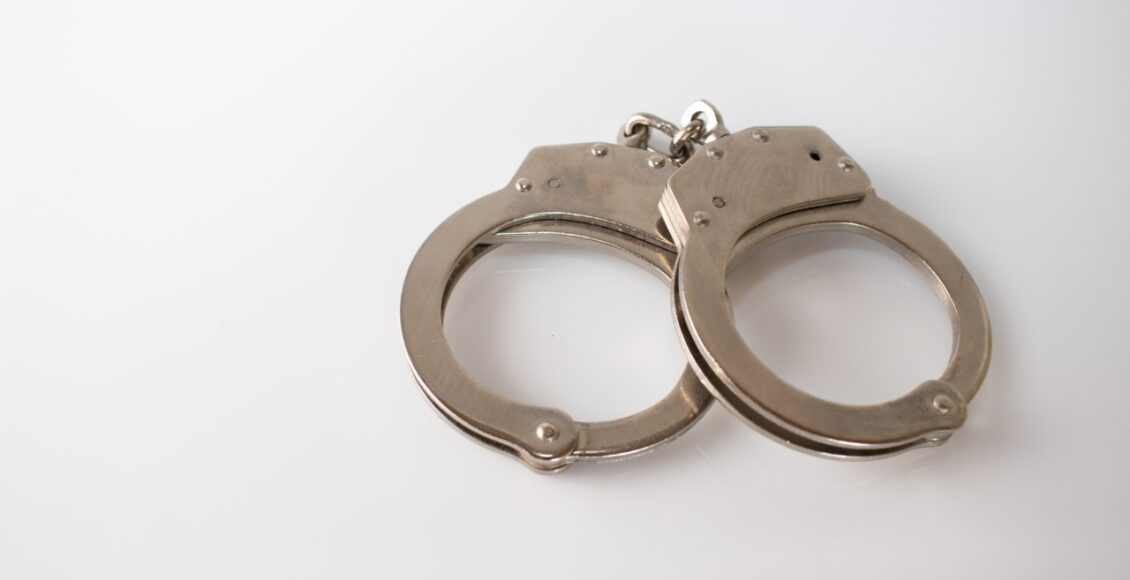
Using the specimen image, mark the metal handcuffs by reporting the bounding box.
[400,101,991,472]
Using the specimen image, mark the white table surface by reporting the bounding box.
[2,1,1128,578]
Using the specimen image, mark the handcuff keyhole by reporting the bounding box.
[809,151,822,161]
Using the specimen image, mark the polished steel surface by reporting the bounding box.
[403,102,992,470]
[661,124,991,458]
[401,143,712,473]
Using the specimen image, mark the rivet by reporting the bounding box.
[932,394,955,415]
[536,422,559,442]
[591,143,608,157]
[515,178,532,192]
[547,177,562,189]
[838,157,856,172]
[693,211,711,227]
[712,196,726,208]
[647,155,666,169]
[706,146,724,159]
[751,128,770,143]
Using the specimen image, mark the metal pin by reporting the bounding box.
[536,422,559,441]
[932,394,955,415]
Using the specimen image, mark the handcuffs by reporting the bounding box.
[400,101,991,472]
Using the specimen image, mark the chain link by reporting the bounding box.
[616,101,729,166]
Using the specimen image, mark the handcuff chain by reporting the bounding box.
[616,100,729,166]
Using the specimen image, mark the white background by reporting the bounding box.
[2,1,1128,578]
